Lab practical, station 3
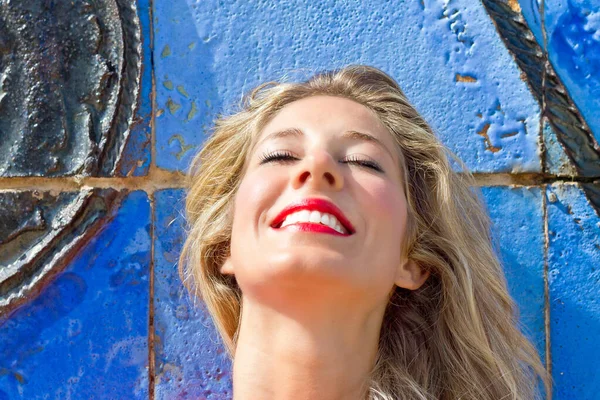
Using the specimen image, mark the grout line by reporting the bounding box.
[0,173,595,192]
[539,1,553,399]
[148,191,156,400]
[0,169,186,192]
[542,183,553,399]
[0,172,594,192]
[147,0,157,397]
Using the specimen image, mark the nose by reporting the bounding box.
[291,150,344,191]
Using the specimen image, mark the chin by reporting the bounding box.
[235,252,360,297]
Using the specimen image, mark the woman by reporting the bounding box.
[179,65,551,399]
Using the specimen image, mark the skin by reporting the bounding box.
[221,95,429,400]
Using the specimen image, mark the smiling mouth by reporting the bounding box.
[274,209,349,234]
[270,198,356,236]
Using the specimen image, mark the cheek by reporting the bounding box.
[361,179,408,229]
[232,169,284,232]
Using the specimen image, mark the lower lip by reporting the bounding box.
[275,223,348,236]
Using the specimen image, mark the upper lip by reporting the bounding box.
[270,198,356,234]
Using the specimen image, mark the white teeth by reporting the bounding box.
[309,210,321,223]
[325,217,338,231]
[297,210,310,222]
[279,210,347,234]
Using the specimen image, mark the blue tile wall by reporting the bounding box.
[153,189,232,399]
[481,186,546,359]
[2,1,599,399]
[154,0,542,174]
[547,183,600,399]
[0,191,150,399]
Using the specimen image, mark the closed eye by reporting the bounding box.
[342,155,384,172]
[259,150,298,164]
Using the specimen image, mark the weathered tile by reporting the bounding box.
[0,189,123,316]
[544,0,600,147]
[0,191,150,399]
[543,118,578,176]
[116,0,153,177]
[0,1,147,177]
[153,189,232,399]
[517,0,544,48]
[508,2,581,177]
[481,186,546,359]
[479,0,595,178]
[547,183,600,399]
[154,0,541,174]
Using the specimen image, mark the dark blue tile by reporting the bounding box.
[481,186,546,360]
[545,0,600,145]
[547,183,600,399]
[154,0,542,173]
[153,189,232,399]
[117,0,152,177]
[0,191,150,399]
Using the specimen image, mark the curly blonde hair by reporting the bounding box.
[179,65,551,399]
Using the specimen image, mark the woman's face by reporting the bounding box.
[222,95,426,308]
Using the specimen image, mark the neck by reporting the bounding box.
[230,292,386,400]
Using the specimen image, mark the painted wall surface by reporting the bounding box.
[0,0,599,399]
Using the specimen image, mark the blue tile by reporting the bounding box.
[518,0,544,48]
[545,0,600,145]
[547,183,600,399]
[542,119,578,176]
[481,186,546,359]
[117,0,152,177]
[154,0,541,173]
[153,189,232,399]
[0,191,151,399]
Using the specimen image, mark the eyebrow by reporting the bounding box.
[258,128,394,159]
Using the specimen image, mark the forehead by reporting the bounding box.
[257,95,393,146]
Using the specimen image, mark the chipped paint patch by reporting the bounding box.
[176,85,189,98]
[167,135,194,160]
[507,0,521,14]
[455,73,477,83]
[477,123,501,153]
[161,45,171,58]
[166,98,181,114]
[186,101,198,122]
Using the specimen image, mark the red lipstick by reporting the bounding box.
[270,198,355,235]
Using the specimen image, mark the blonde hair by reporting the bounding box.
[179,65,551,399]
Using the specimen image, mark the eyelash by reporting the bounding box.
[259,150,384,172]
